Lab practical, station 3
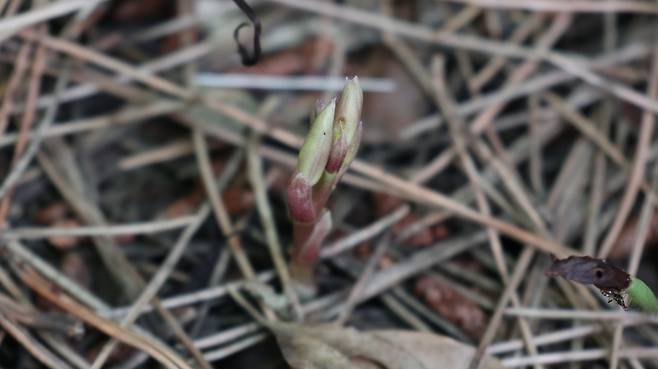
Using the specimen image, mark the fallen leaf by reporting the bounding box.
[545,255,630,290]
[270,322,502,369]
[373,330,504,369]
[546,255,631,309]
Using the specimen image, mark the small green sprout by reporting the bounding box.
[627,277,658,313]
[287,78,363,296]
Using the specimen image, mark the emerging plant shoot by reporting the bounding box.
[287,78,363,296]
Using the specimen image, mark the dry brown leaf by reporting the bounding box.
[269,322,502,369]
[373,330,504,369]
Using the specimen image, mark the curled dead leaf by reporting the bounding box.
[546,255,631,309]
[545,255,630,290]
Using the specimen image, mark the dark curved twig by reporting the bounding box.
[232,0,261,66]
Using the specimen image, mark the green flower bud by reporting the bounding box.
[337,120,363,179]
[297,99,336,185]
[334,77,363,146]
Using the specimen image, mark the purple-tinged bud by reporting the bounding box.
[297,99,335,185]
[338,120,363,179]
[325,120,348,174]
[287,173,316,223]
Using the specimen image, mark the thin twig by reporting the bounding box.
[505,308,658,322]
[3,216,197,239]
[195,74,395,92]
[0,41,31,136]
[527,95,545,195]
[104,272,275,319]
[0,0,104,38]
[0,100,185,149]
[321,205,409,258]
[469,13,545,93]
[437,0,658,14]
[502,348,658,368]
[0,313,73,369]
[0,40,48,223]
